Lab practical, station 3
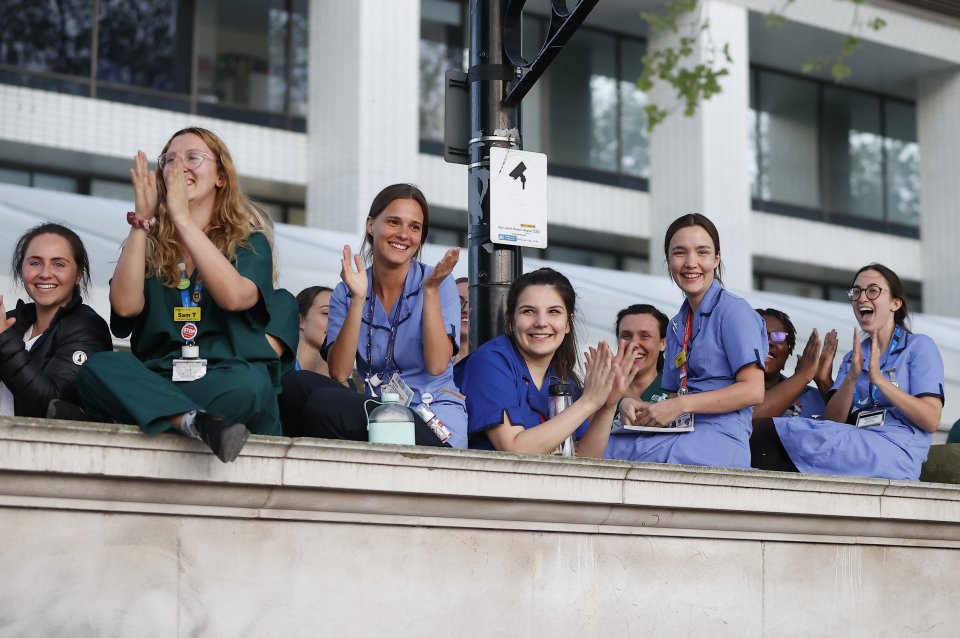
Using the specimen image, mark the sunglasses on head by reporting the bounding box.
[767,330,788,344]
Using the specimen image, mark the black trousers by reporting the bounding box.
[278,370,448,446]
[750,418,799,472]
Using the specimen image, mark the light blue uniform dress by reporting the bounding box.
[604,281,767,469]
[461,335,589,450]
[774,330,944,480]
[326,261,468,448]
[779,376,826,418]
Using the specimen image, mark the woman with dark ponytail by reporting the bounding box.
[752,263,944,480]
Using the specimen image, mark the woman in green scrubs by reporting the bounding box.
[76,127,283,462]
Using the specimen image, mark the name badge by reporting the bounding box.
[671,412,694,430]
[174,307,201,322]
[674,351,686,368]
[172,357,208,382]
[855,408,886,428]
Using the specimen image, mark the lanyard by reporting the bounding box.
[364,278,404,380]
[177,258,203,309]
[853,326,903,408]
[678,310,693,395]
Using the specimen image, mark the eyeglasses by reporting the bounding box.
[459,297,468,311]
[157,150,216,171]
[767,330,788,344]
[847,285,885,301]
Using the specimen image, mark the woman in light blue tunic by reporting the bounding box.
[608,214,767,469]
[753,264,944,480]
[278,184,468,447]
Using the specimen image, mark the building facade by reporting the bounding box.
[2,0,959,316]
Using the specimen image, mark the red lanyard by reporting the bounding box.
[679,311,693,395]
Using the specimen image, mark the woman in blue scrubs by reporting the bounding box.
[752,264,944,480]
[461,267,637,457]
[751,308,837,420]
[279,184,467,447]
[608,213,767,469]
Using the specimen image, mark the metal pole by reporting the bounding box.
[467,0,522,352]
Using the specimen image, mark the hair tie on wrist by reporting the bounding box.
[127,211,157,232]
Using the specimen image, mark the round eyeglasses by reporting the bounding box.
[766,330,788,344]
[847,285,885,301]
[157,150,215,171]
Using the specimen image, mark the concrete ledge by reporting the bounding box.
[3,417,960,636]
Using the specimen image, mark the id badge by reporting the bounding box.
[855,408,885,428]
[172,357,208,382]
[671,412,694,430]
[174,307,201,322]
[380,372,414,406]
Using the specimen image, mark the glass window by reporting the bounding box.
[546,30,618,172]
[620,39,649,178]
[0,167,31,187]
[758,276,823,299]
[97,0,189,93]
[419,0,466,143]
[884,100,920,227]
[33,172,79,193]
[824,86,883,220]
[0,0,93,77]
[90,178,133,201]
[753,71,820,209]
[197,0,308,124]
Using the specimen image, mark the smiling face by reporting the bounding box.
[512,284,572,366]
[367,198,424,267]
[299,289,332,350]
[667,225,720,307]
[762,314,790,377]
[851,268,901,334]
[617,312,665,378]
[161,132,223,207]
[21,233,80,312]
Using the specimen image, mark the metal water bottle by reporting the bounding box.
[548,380,576,457]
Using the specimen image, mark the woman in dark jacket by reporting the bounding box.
[0,223,112,417]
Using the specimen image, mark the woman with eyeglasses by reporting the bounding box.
[752,264,944,480]
[611,214,767,469]
[278,184,468,447]
[751,308,837,420]
[71,127,284,463]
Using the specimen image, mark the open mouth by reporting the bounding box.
[857,305,875,321]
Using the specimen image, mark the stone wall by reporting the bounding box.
[2,417,959,637]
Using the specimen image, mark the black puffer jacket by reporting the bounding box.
[0,289,113,417]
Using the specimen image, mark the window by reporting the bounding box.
[0,0,308,131]
[419,0,649,186]
[755,272,922,312]
[750,68,921,235]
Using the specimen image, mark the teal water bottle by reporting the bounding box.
[365,392,416,445]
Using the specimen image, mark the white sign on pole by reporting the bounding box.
[490,147,548,249]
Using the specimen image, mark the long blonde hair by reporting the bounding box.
[146,127,278,286]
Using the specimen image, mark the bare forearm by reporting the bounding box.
[676,373,764,416]
[489,399,597,455]
[110,228,148,317]
[177,222,258,311]
[576,404,616,458]
[873,378,942,433]
[421,287,453,375]
[327,298,364,382]
[824,375,856,422]
[753,374,813,419]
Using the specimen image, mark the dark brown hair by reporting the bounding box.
[296,285,334,318]
[504,268,581,386]
[360,183,430,264]
[615,304,668,373]
[12,222,91,296]
[854,263,911,332]
[663,213,723,285]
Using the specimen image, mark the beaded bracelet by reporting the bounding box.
[126,211,158,232]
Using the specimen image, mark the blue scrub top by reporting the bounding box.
[324,261,467,448]
[462,335,588,450]
[605,281,767,469]
[775,331,944,480]
[779,375,826,418]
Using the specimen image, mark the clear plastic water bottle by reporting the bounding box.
[366,392,416,445]
[549,380,576,457]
